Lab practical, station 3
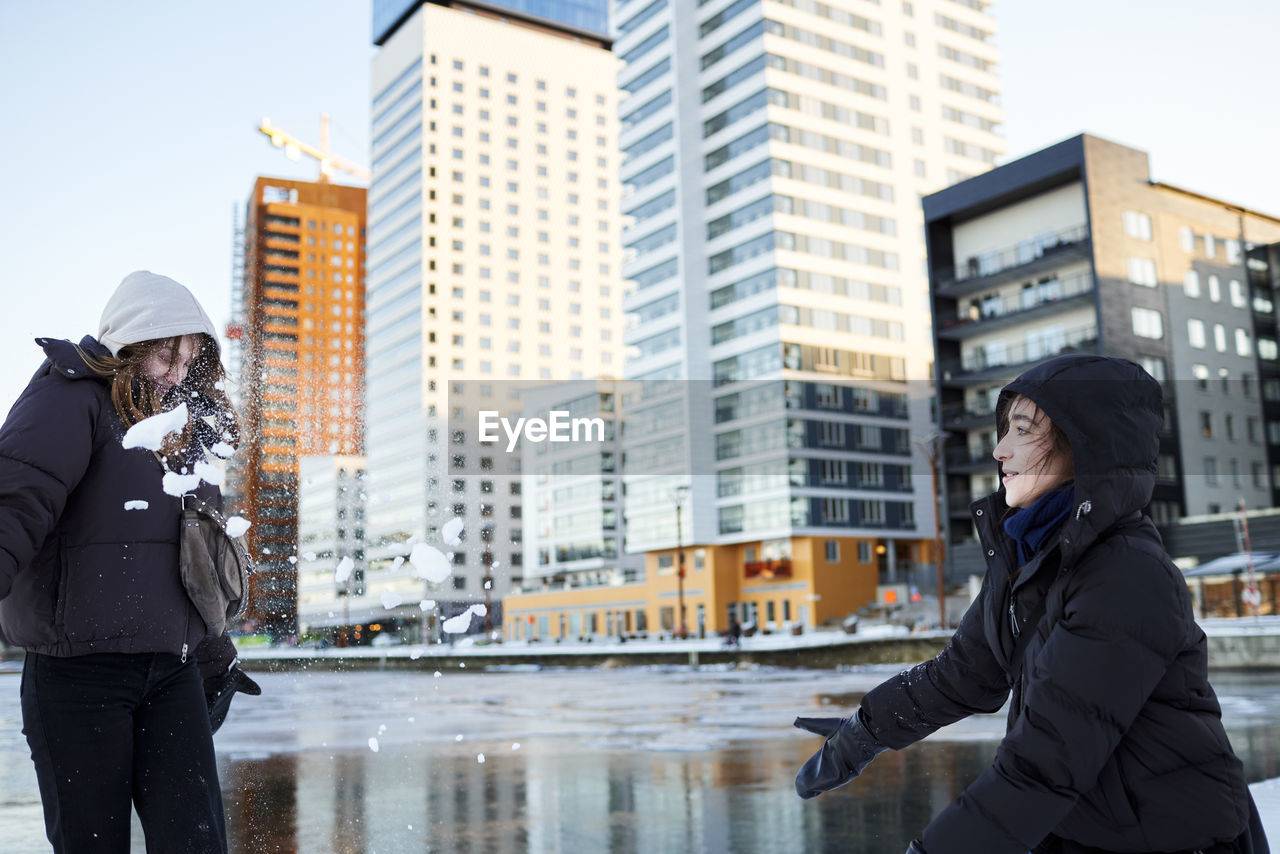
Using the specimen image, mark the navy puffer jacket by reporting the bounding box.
[0,336,234,671]
[860,354,1250,853]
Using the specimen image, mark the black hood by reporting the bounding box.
[994,353,1162,566]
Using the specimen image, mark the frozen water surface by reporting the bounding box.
[1,663,1278,852]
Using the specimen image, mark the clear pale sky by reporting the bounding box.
[1,0,1276,409]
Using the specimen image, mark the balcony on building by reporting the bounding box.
[947,489,976,518]
[945,443,996,475]
[934,223,1091,300]
[938,322,1100,387]
[936,272,1095,341]
[940,400,996,432]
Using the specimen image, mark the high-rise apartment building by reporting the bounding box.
[234,177,367,634]
[364,0,625,634]
[613,0,1004,614]
[925,134,1280,567]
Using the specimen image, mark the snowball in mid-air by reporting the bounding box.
[441,516,464,546]
[409,543,451,583]
[122,404,188,451]
[225,516,251,538]
[162,471,202,497]
[334,556,354,583]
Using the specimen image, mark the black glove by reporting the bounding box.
[794,710,887,799]
[905,841,927,854]
[205,666,262,734]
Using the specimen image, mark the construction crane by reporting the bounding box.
[257,114,370,184]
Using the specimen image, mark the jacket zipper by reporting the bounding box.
[1008,592,1020,639]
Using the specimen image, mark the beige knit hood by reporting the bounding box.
[98,271,220,357]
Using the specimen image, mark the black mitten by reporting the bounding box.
[794,710,887,799]
[205,666,262,734]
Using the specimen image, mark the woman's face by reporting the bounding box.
[992,397,1072,508]
[141,335,199,395]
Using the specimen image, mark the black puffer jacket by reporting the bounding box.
[0,336,234,671]
[860,354,1250,853]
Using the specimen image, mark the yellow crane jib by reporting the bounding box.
[257,116,370,183]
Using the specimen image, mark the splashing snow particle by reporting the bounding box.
[511,742,521,751]
[409,543,451,583]
[380,591,403,609]
[210,442,235,459]
[334,556,354,584]
[441,516,465,546]
[368,738,380,753]
[378,725,387,735]
[123,500,149,511]
[442,611,473,634]
[391,556,405,571]
[122,404,188,451]
[303,552,317,562]
[442,603,488,634]
[433,671,442,679]
[455,734,464,742]
[419,599,436,612]
[193,459,225,486]
[225,516,251,538]
[459,662,467,669]
[477,753,485,764]
[162,471,202,497]
[287,555,298,564]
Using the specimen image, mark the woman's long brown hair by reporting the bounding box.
[76,334,238,461]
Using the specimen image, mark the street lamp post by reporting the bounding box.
[483,567,494,635]
[917,432,948,630]
[672,485,690,639]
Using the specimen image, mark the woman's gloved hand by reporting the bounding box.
[905,840,927,854]
[204,666,262,734]
[794,709,887,799]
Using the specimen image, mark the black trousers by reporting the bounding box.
[21,651,227,854]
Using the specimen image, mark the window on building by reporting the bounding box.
[1204,457,1218,485]
[1137,355,1166,382]
[1184,269,1200,298]
[1214,323,1227,353]
[1188,319,1206,349]
[1229,279,1247,308]
[1131,307,1163,339]
[1208,275,1221,303]
[1200,411,1212,438]
[1127,257,1157,287]
[825,541,840,563]
[1122,211,1153,240]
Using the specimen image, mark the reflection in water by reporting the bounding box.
[212,674,1280,854]
[218,737,998,853]
[3,665,1277,853]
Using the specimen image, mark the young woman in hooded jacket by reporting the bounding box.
[0,271,260,853]
[795,354,1267,854]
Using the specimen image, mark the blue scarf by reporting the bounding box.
[1003,483,1075,566]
